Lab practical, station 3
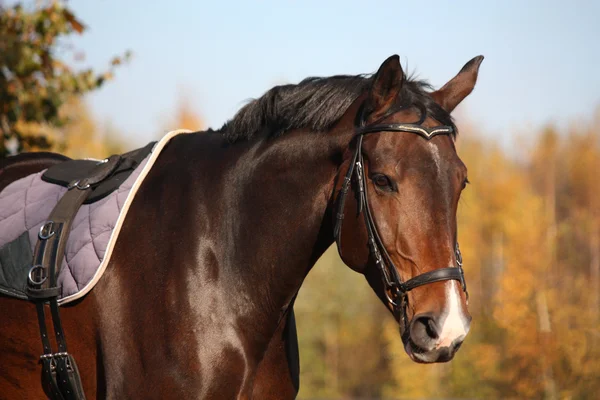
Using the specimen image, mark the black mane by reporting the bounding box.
[220,71,456,142]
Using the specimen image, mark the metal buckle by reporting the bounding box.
[455,242,469,302]
[65,355,73,371]
[67,179,91,190]
[384,286,400,308]
[38,221,55,239]
[455,242,463,267]
[66,158,109,190]
[356,162,364,193]
[28,265,47,285]
[40,352,70,372]
[39,352,68,360]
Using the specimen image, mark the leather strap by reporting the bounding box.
[55,353,86,400]
[36,302,65,400]
[26,154,121,400]
[400,267,465,293]
[27,154,121,299]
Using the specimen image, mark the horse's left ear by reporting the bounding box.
[432,55,484,112]
[364,54,404,122]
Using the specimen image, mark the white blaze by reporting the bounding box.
[437,280,468,348]
[428,138,469,348]
[428,142,442,173]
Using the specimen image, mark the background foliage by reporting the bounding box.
[0,0,129,157]
[2,2,599,399]
[296,113,600,399]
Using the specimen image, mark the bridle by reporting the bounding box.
[333,110,468,327]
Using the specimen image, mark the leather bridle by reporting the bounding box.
[333,112,468,327]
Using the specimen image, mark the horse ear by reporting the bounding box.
[431,55,484,112]
[364,54,404,122]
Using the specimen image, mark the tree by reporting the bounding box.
[0,1,130,157]
[48,97,128,159]
[159,93,205,138]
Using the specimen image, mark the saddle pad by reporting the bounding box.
[0,129,191,305]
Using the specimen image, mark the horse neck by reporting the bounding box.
[218,126,352,331]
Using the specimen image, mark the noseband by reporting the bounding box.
[333,115,468,323]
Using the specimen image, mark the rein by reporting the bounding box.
[333,114,468,326]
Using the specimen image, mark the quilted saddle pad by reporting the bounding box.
[0,129,191,305]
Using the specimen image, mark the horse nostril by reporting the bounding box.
[410,314,440,351]
[425,317,439,339]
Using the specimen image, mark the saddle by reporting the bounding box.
[7,143,154,400]
[42,141,154,203]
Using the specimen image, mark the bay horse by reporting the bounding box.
[0,54,483,399]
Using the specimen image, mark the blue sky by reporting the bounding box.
[60,0,600,148]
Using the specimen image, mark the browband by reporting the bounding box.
[356,123,454,140]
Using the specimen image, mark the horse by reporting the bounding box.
[0,53,483,399]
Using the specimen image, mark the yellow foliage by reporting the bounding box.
[161,95,205,135]
[297,111,600,399]
[16,97,127,159]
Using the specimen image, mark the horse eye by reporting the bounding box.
[372,174,394,191]
[462,178,470,189]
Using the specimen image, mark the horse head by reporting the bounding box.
[334,54,483,363]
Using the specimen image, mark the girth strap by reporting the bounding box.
[26,154,122,400]
[27,154,121,299]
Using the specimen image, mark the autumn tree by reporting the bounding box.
[296,246,392,399]
[48,97,127,159]
[0,1,130,157]
[159,93,205,138]
[297,113,600,399]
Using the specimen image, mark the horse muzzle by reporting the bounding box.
[402,311,471,363]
